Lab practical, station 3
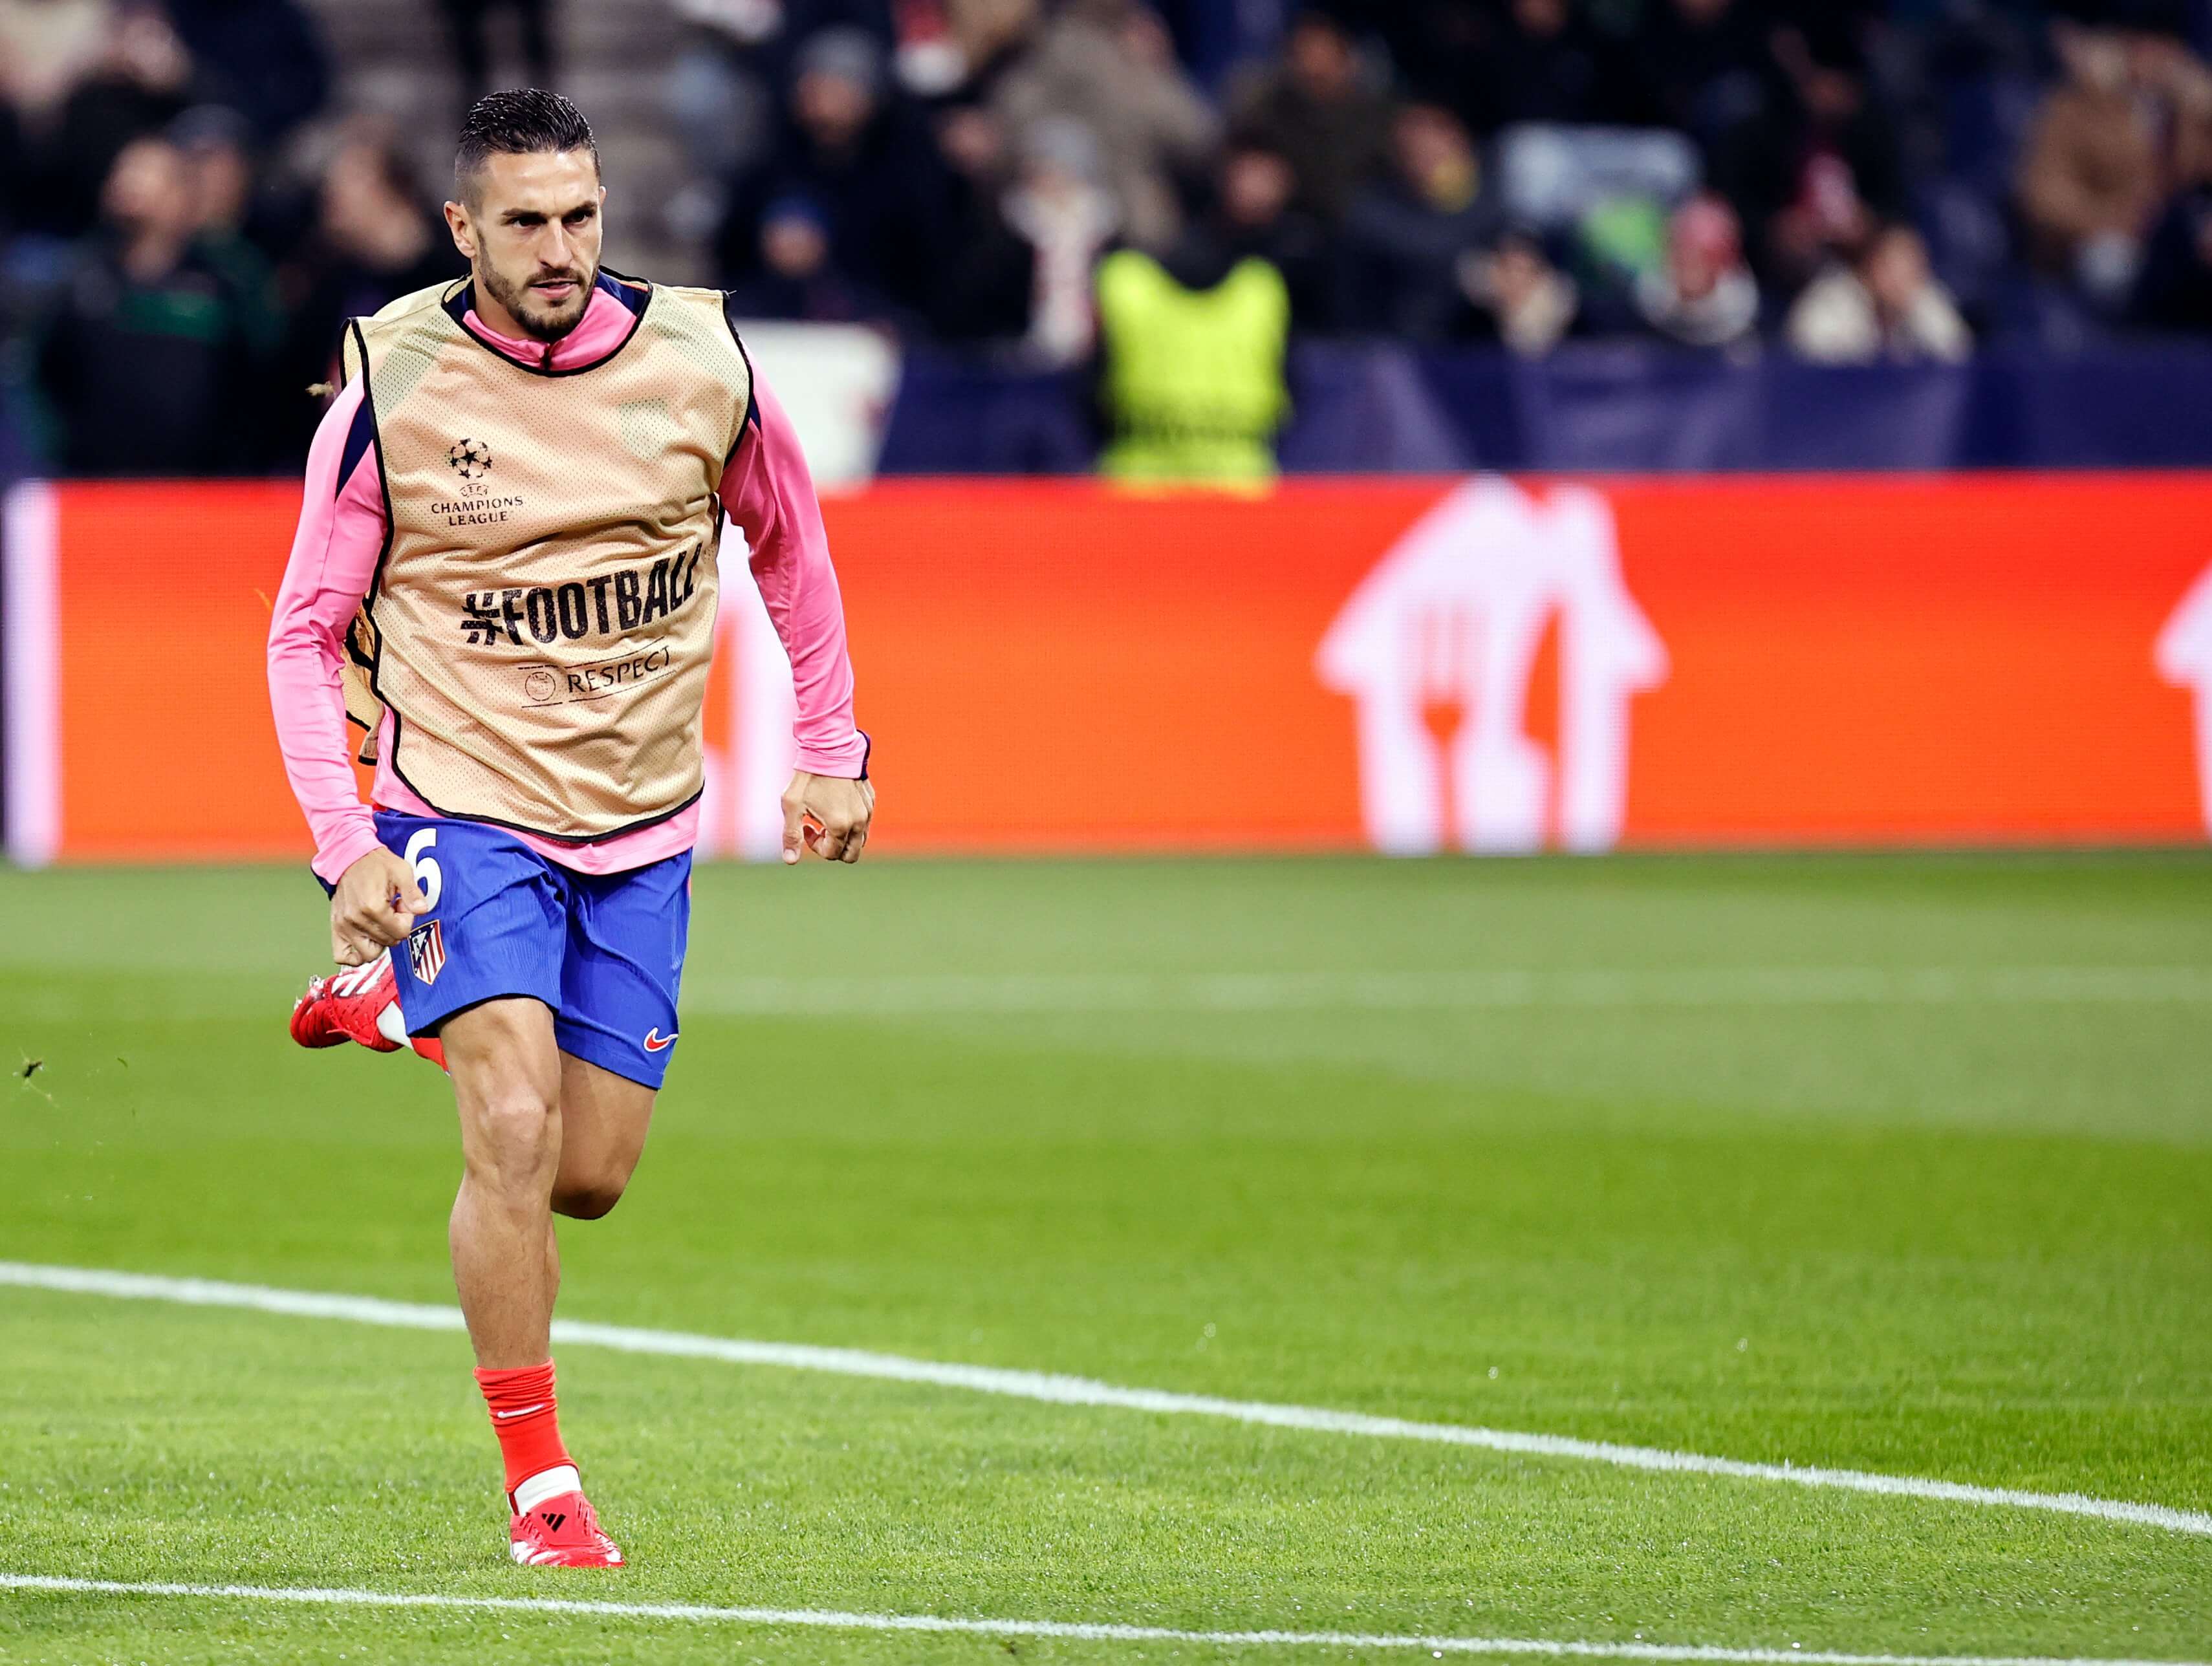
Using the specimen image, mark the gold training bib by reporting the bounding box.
[340,277,752,841]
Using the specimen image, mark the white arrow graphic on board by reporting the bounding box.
[2156,562,2212,836]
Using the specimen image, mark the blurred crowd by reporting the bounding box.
[0,0,469,473]
[691,0,2212,368]
[7,0,2212,475]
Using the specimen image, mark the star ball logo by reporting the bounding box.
[448,437,493,480]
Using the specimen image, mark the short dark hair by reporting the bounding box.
[453,88,598,201]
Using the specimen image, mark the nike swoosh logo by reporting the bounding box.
[642,1030,677,1052]
[493,1403,548,1420]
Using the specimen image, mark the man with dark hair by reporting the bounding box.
[268,88,875,1569]
[1226,10,1392,224]
[35,134,273,474]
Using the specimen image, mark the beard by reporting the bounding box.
[479,257,597,341]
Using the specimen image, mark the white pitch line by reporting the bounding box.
[5,1262,2207,1541]
[0,1577,2200,1665]
[684,966,2212,1017]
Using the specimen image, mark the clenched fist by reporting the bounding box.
[782,772,876,865]
[330,846,428,964]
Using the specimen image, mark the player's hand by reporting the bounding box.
[782,771,875,865]
[330,846,429,966]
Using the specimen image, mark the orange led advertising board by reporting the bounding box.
[5,475,2207,863]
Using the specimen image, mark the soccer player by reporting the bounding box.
[266,89,874,1568]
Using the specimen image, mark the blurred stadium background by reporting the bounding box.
[4,3,2212,1660]
[8,0,2212,482]
[5,0,2212,859]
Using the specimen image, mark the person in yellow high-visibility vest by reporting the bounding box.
[1094,248,1290,485]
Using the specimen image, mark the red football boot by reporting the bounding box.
[290,953,403,1051]
[289,952,448,1069]
[508,1490,625,1568]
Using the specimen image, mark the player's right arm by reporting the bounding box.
[266,380,427,964]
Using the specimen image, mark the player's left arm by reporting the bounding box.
[724,361,876,865]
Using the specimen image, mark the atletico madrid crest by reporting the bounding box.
[407,919,447,986]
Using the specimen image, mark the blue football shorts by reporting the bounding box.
[374,809,691,1090]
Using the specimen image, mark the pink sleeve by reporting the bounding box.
[724,371,870,777]
[267,379,391,884]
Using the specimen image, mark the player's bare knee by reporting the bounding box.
[466,1090,561,1182]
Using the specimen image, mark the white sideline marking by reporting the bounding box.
[4,1262,2208,1541]
[686,966,2212,1017]
[0,1577,2201,1666]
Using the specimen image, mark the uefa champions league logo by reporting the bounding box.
[448,438,493,480]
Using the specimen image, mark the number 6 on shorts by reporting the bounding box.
[405,827,444,912]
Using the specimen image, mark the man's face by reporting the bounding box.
[794,70,873,150]
[763,211,828,279]
[1222,149,1293,228]
[445,148,605,341]
[103,137,191,237]
[1287,19,1354,102]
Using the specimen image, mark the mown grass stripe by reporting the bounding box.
[3,1261,2207,1539]
[683,966,2212,1015]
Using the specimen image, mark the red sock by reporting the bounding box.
[474,1361,572,1497]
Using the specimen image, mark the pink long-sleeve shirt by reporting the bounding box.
[268,279,867,883]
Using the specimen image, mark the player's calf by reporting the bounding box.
[547,1055,657,1222]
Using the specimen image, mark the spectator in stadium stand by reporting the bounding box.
[270,128,467,462]
[668,0,781,239]
[992,0,1215,255]
[893,0,1037,98]
[0,3,191,244]
[2132,173,2212,329]
[1734,17,1905,296]
[171,103,283,449]
[997,116,1119,365]
[1340,102,1498,341]
[2017,16,2212,312]
[1627,0,1781,206]
[163,0,329,142]
[667,0,918,211]
[1163,131,1339,332]
[715,25,951,321]
[437,0,556,106]
[1632,191,1760,350]
[1462,229,1581,356]
[1226,9,1393,225]
[926,102,1037,342]
[30,133,268,473]
[724,190,895,322]
[1471,0,1640,133]
[1786,220,1972,363]
[173,105,280,290]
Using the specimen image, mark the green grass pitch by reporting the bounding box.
[1,852,2208,1664]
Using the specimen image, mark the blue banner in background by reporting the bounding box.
[878,343,2212,476]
